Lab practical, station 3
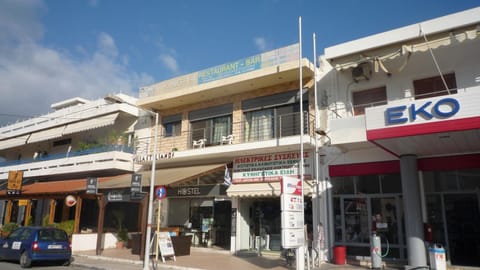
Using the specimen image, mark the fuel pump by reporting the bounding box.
[370,233,382,269]
[370,214,390,269]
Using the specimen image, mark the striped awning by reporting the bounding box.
[28,125,66,144]
[63,113,119,135]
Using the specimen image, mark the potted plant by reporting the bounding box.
[112,210,128,248]
[1,222,19,238]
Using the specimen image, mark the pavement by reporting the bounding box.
[72,247,375,270]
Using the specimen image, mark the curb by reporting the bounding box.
[72,254,204,270]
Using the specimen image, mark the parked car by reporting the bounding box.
[0,226,71,268]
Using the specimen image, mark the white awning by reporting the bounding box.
[227,181,313,197]
[333,26,479,71]
[99,163,225,189]
[63,113,119,135]
[0,135,29,149]
[28,125,65,144]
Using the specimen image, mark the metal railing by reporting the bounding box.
[136,111,314,154]
[0,144,134,168]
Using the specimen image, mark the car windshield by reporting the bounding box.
[38,229,68,241]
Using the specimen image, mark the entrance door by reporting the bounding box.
[445,194,480,266]
[213,200,231,249]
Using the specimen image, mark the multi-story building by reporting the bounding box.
[136,43,319,254]
[0,94,140,246]
[318,7,480,268]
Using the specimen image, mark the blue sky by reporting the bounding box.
[0,0,478,125]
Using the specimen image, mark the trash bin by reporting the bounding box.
[333,245,346,265]
[428,244,446,270]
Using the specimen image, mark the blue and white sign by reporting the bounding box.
[385,97,460,125]
[155,185,167,200]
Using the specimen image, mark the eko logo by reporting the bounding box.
[385,97,460,125]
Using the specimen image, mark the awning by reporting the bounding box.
[227,181,313,197]
[63,113,119,135]
[28,125,65,144]
[0,135,29,149]
[333,26,479,71]
[99,163,225,190]
[0,177,115,197]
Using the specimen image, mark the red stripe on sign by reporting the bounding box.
[367,116,480,140]
[329,160,400,177]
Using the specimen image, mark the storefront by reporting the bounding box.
[327,90,480,267]
[227,151,314,254]
[165,184,231,249]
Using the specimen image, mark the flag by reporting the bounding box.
[224,165,231,186]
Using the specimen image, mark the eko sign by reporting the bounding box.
[386,97,460,125]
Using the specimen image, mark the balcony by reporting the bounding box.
[0,145,135,181]
[136,111,315,161]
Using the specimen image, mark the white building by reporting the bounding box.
[318,7,480,268]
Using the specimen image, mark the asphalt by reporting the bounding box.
[71,247,374,270]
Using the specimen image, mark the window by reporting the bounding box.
[413,73,457,100]
[352,86,387,115]
[191,115,232,145]
[164,121,181,137]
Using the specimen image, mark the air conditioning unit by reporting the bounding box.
[351,62,371,82]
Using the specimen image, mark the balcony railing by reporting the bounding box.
[137,111,314,154]
[0,145,134,168]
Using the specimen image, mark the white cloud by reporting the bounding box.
[0,0,154,126]
[254,37,267,51]
[159,54,179,74]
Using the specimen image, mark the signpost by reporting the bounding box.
[281,176,305,249]
[151,185,175,263]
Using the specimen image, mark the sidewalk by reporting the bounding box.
[72,247,373,270]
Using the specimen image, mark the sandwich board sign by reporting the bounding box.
[152,231,176,263]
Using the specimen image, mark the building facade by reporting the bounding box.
[318,7,480,268]
[136,43,320,255]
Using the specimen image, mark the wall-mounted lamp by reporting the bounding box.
[315,129,331,146]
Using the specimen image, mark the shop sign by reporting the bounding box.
[233,151,313,184]
[86,177,98,195]
[7,171,23,195]
[281,211,304,229]
[107,191,130,202]
[130,174,142,194]
[386,97,460,125]
[166,185,226,197]
[135,152,175,163]
[282,228,305,248]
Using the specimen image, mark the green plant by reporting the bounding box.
[57,220,75,236]
[1,222,19,237]
[117,228,129,242]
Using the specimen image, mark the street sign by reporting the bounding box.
[155,185,167,200]
[86,177,98,194]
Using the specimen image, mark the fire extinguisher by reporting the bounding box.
[424,223,433,243]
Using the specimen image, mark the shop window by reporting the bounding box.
[380,174,402,193]
[331,176,355,194]
[352,86,387,116]
[413,73,457,100]
[355,175,381,194]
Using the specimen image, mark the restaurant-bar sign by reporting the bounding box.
[232,151,313,184]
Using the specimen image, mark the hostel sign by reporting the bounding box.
[232,151,313,183]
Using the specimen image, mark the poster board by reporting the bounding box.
[153,231,176,262]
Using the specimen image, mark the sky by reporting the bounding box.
[0,0,478,126]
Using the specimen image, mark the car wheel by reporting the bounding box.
[20,251,32,268]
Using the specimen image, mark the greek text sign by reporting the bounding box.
[233,151,312,183]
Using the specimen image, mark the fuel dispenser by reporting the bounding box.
[370,233,382,269]
[370,216,389,269]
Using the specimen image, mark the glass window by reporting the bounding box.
[164,121,181,137]
[244,109,274,142]
[332,176,355,194]
[344,198,369,243]
[352,86,387,116]
[356,175,380,194]
[413,73,457,100]
[191,115,232,145]
[380,174,402,193]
